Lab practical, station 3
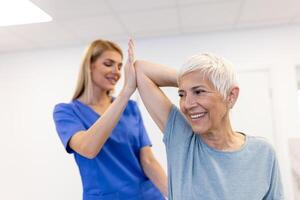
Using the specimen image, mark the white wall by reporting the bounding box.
[0,24,300,200]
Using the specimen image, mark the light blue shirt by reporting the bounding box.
[163,105,284,200]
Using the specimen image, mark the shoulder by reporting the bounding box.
[247,135,276,157]
[168,105,186,124]
[164,105,191,136]
[170,104,181,115]
[248,136,273,148]
[53,101,77,117]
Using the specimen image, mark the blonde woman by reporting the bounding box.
[53,39,167,200]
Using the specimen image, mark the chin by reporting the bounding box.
[104,84,116,91]
[191,125,207,135]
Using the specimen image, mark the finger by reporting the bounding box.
[129,45,135,59]
[127,50,133,63]
[128,47,134,60]
[129,39,135,48]
[127,38,135,63]
[128,39,135,51]
[128,38,133,48]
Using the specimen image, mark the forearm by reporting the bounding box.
[72,90,131,158]
[71,39,137,159]
[135,60,178,87]
[142,158,168,197]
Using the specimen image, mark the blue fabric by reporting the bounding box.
[163,105,284,200]
[53,99,164,200]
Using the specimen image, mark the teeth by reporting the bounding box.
[107,78,117,83]
[190,113,205,119]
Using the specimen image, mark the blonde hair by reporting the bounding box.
[72,39,123,104]
[179,53,237,100]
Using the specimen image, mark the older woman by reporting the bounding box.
[134,50,283,200]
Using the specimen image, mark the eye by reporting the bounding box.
[194,89,206,95]
[104,62,113,67]
[178,92,185,98]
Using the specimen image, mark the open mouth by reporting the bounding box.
[106,77,118,85]
[190,112,207,120]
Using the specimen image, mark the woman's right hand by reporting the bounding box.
[122,39,136,97]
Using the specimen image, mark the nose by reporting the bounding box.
[184,94,197,109]
[111,64,120,74]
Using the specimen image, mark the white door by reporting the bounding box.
[231,69,275,145]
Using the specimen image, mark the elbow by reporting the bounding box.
[141,156,156,169]
[134,60,145,74]
[69,132,102,159]
[84,151,98,159]
[79,145,100,159]
[134,60,142,67]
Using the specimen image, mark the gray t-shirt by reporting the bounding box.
[163,105,284,200]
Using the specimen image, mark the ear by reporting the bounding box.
[227,86,239,109]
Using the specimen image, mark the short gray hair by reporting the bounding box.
[178,53,237,100]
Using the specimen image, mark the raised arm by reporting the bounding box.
[65,41,137,159]
[135,59,178,132]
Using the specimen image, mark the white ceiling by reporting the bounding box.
[0,0,300,53]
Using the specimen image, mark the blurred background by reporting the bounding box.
[0,0,300,199]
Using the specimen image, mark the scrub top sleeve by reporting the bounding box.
[53,103,86,154]
[132,101,152,148]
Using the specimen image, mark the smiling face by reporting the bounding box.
[91,50,123,92]
[178,70,231,135]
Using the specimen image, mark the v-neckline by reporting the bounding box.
[75,99,101,117]
[74,97,115,117]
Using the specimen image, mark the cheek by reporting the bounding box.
[91,71,100,81]
[179,99,185,112]
[212,103,227,120]
[91,71,97,82]
[204,97,224,114]
[91,70,106,84]
[92,66,106,75]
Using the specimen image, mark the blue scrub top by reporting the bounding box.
[53,99,164,200]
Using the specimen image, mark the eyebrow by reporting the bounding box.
[178,85,206,93]
[191,85,206,90]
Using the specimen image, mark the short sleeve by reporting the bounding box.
[263,153,284,200]
[163,105,193,149]
[53,103,86,154]
[132,101,152,149]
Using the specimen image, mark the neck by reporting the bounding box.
[79,87,111,106]
[200,118,245,152]
[90,93,111,106]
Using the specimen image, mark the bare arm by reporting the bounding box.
[140,147,168,197]
[69,92,133,159]
[135,60,178,87]
[69,40,136,159]
[135,60,178,132]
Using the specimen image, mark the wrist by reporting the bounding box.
[119,88,133,99]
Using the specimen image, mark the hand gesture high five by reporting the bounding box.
[122,39,136,97]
